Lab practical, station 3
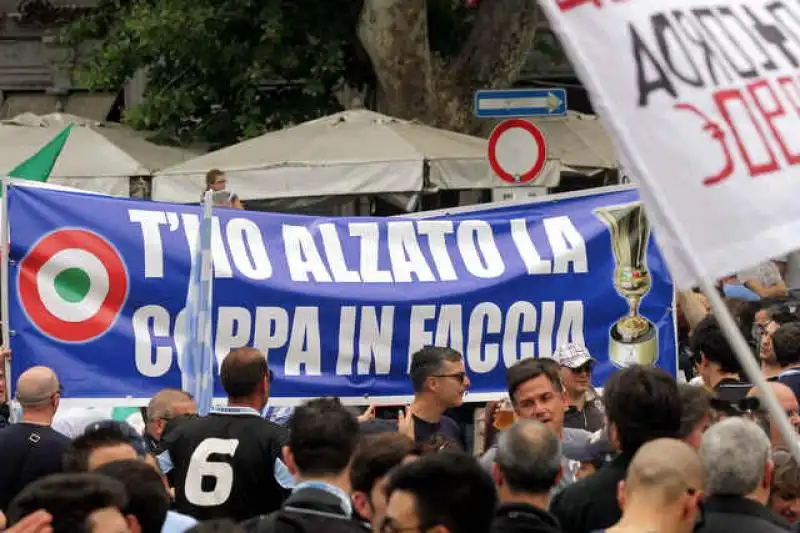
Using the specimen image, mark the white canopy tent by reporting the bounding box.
[3,112,203,173]
[0,123,145,197]
[153,109,562,204]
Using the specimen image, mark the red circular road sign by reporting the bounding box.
[487,119,548,184]
[18,229,128,343]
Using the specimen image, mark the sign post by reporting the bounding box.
[487,119,548,184]
[474,88,568,118]
[475,87,566,187]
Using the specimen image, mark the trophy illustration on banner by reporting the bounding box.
[593,202,658,368]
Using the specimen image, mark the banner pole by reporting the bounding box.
[1,177,11,403]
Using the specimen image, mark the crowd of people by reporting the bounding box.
[1,253,800,533]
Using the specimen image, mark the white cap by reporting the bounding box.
[553,343,595,369]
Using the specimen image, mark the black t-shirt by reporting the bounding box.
[778,369,800,403]
[414,415,462,446]
[0,423,71,511]
[360,415,464,448]
[161,412,289,522]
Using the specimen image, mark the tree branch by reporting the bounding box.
[358,0,542,133]
[449,0,540,88]
[357,0,436,120]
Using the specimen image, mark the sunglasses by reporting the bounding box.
[570,362,595,374]
[433,372,467,383]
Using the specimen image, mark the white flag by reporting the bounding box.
[538,0,800,288]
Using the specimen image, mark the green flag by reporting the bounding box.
[8,124,73,182]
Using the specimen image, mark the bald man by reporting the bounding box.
[747,382,800,448]
[605,439,705,533]
[157,347,288,521]
[144,389,196,452]
[0,366,70,510]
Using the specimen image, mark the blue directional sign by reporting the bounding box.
[474,88,568,118]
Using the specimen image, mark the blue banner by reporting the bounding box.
[7,186,676,402]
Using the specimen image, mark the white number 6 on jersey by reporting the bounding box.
[184,438,240,507]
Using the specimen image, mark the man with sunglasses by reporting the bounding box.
[553,343,605,432]
[361,347,469,449]
[0,366,70,511]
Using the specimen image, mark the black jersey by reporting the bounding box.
[160,408,289,522]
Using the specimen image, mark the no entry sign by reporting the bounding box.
[487,119,547,184]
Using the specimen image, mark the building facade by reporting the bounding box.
[0,0,123,120]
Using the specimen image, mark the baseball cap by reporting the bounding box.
[563,428,615,464]
[84,419,149,457]
[553,343,595,369]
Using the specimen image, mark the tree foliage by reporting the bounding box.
[60,0,538,146]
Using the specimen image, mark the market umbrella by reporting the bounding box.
[153,109,562,203]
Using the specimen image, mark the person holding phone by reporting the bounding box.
[204,169,243,209]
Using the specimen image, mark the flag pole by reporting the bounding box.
[1,125,72,411]
[533,0,800,458]
[696,280,798,436]
[1,176,11,404]
[629,184,800,461]
[202,190,214,412]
